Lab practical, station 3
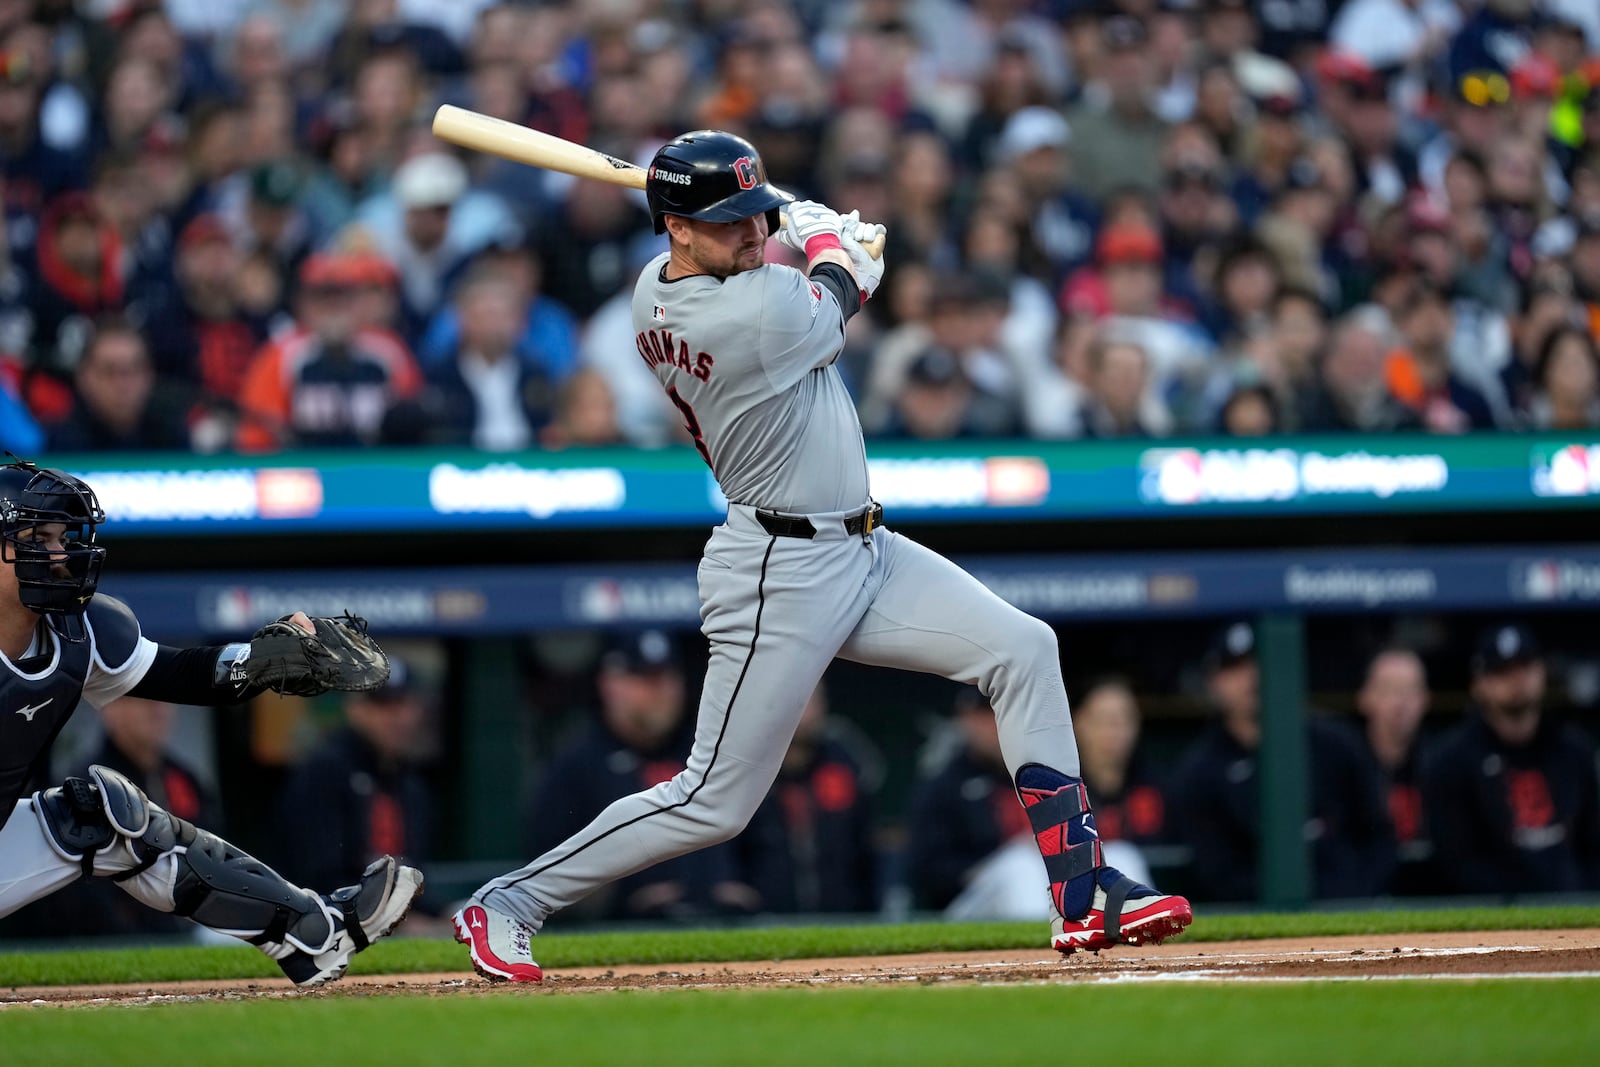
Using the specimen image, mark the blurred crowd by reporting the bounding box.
[1,0,1599,459]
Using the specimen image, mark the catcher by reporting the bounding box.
[0,459,417,987]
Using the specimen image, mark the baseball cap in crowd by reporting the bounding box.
[250,160,304,208]
[178,213,230,253]
[1473,623,1542,674]
[395,152,468,210]
[1097,221,1163,265]
[601,629,678,674]
[1234,52,1303,117]
[905,346,966,388]
[1316,51,1387,100]
[996,106,1070,163]
[1205,621,1257,670]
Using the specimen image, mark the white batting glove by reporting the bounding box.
[840,209,886,300]
[779,200,845,258]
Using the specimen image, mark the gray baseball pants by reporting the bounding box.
[475,504,1080,927]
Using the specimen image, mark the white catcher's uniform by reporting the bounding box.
[474,255,1081,925]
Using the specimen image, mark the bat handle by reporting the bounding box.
[776,212,887,261]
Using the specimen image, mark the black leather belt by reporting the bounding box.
[755,502,883,540]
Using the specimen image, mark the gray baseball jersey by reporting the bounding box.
[629,253,870,513]
[474,250,1086,932]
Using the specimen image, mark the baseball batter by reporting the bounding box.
[456,133,1191,981]
[0,460,420,986]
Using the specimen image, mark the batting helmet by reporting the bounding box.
[0,460,106,619]
[646,131,793,235]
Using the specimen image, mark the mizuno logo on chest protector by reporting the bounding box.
[16,699,52,721]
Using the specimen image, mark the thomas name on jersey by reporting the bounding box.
[635,328,715,382]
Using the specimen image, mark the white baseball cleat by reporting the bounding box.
[454,902,543,982]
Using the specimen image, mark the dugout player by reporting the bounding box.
[0,460,421,987]
[1424,624,1600,895]
[454,132,1191,982]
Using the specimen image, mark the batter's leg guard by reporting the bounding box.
[1015,763,1193,954]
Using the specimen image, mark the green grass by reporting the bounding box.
[3,904,1597,987]
[3,980,1597,1066]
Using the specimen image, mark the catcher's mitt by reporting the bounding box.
[245,612,390,697]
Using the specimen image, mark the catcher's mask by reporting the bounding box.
[0,460,107,620]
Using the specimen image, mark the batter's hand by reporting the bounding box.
[778,200,844,258]
[840,210,886,299]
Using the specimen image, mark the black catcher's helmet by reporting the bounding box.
[0,460,107,618]
[646,130,794,235]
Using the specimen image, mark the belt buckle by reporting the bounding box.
[862,502,881,538]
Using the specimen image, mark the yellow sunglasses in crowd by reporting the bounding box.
[1459,70,1511,107]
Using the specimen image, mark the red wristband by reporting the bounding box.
[804,233,842,259]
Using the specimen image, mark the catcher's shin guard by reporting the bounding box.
[34,765,336,954]
[1015,763,1192,952]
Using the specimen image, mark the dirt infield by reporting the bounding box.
[5,928,1598,1007]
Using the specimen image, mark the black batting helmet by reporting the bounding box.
[0,460,106,620]
[646,131,793,235]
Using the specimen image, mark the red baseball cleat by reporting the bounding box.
[454,903,544,982]
[1052,884,1193,955]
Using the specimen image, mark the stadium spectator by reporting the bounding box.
[1502,273,1583,415]
[1171,621,1396,902]
[1065,16,1168,200]
[1424,623,1600,895]
[541,367,625,450]
[357,150,515,343]
[1523,324,1600,429]
[46,317,190,452]
[1384,280,1500,432]
[234,252,421,450]
[877,346,986,441]
[1078,335,1162,439]
[141,213,266,425]
[1296,308,1423,432]
[530,177,655,320]
[30,192,131,376]
[522,630,761,922]
[383,268,556,449]
[0,344,41,453]
[415,239,579,384]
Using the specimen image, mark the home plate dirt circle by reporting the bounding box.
[5,929,1598,1007]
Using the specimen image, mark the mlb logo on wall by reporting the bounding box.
[652,304,667,322]
[1530,443,1600,497]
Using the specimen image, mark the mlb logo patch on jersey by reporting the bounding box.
[652,304,667,322]
[806,282,821,318]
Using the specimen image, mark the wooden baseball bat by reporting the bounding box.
[432,105,885,259]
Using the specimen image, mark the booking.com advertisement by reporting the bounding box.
[55,435,1600,536]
